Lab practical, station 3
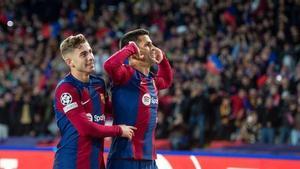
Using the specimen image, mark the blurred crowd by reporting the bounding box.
[0,0,300,149]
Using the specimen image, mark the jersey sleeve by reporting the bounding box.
[103,43,137,85]
[55,82,122,137]
[154,54,173,90]
[104,88,113,118]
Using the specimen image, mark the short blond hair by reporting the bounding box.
[60,34,87,58]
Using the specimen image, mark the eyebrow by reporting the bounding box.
[80,50,88,55]
[79,48,92,56]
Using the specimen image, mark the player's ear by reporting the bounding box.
[64,57,74,68]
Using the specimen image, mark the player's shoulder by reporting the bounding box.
[54,79,82,107]
[55,78,79,96]
[54,80,81,111]
[90,74,106,86]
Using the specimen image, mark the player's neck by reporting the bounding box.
[130,59,151,76]
[133,64,150,76]
[71,70,89,83]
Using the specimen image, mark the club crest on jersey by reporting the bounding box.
[142,93,151,106]
[142,93,158,106]
[60,93,72,106]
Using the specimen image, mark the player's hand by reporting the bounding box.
[119,125,137,140]
[150,46,163,64]
[128,41,144,60]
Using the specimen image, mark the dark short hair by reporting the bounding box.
[60,34,87,58]
[119,28,149,49]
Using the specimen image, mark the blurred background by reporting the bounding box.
[0,0,300,153]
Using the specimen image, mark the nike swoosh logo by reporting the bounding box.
[140,82,147,85]
[94,86,102,90]
[81,99,90,105]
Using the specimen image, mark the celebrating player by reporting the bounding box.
[53,34,136,169]
[104,29,173,169]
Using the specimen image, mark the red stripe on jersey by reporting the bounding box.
[76,137,92,169]
[132,79,151,159]
[98,140,105,169]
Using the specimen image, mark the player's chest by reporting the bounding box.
[80,86,106,113]
[135,78,158,108]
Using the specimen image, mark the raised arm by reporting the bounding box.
[103,42,139,85]
[154,54,173,90]
[104,93,113,118]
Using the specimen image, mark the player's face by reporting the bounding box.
[136,35,156,65]
[69,42,95,74]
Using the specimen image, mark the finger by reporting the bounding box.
[152,47,161,54]
[156,53,163,63]
[130,130,135,136]
[129,134,132,140]
[128,41,136,46]
[150,48,162,63]
[130,126,137,130]
[150,57,160,64]
[129,41,141,56]
[153,47,163,62]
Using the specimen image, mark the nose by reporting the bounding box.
[151,44,157,51]
[150,44,155,50]
[87,53,94,61]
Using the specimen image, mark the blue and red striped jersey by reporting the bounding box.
[104,43,173,160]
[53,73,122,169]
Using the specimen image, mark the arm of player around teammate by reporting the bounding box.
[103,42,138,85]
[55,83,134,138]
[154,53,173,90]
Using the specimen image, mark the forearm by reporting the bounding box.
[67,112,122,138]
[104,43,137,76]
[156,55,173,89]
